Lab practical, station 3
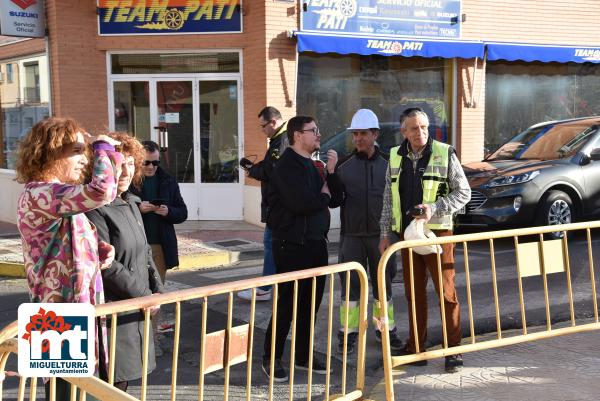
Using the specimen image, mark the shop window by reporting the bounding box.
[6,64,14,83]
[113,81,150,141]
[24,62,40,103]
[485,61,600,153]
[111,53,239,74]
[199,81,239,183]
[297,53,453,158]
[0,56,49,170]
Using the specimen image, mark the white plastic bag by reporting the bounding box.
[403,219,443,255]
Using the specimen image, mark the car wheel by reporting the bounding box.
[535,190,573,239]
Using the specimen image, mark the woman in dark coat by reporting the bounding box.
[86,132,163,392]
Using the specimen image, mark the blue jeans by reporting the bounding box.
[260,227,276,291]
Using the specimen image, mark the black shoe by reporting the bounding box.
[391,346,428,366]
[262,358,288,382]
[295,357,330,375]
[445,354,463,373]
[337,331,358,355]
[375,328,404,352]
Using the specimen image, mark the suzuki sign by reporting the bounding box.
[0,0,46,38]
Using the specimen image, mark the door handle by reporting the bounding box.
[154,126,169,150]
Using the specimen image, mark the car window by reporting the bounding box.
[486,123,600,161]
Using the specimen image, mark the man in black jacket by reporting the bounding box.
[327,109,402,355]
[262,115,337,383]
[238,106,288,302]
[131,141,188,284]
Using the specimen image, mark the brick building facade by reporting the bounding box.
[0,1,599,224]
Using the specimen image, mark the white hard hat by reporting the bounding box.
[348,109,379,130]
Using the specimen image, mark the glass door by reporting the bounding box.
[196,79,242,219]
[153,80,200,219]
[110,77,242,220]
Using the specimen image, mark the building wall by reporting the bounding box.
[456,58,486,164]
[462,1,600,44]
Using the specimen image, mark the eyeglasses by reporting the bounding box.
[299,127,320,135]
[143,160,160,166]
[259,120,273,129]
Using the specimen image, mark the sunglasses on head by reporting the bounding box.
[143,160,160,166]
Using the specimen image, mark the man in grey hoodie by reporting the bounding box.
[327,109,402,355]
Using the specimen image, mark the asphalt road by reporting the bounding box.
[2,230,600,400]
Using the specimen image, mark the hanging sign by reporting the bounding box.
[98,0,242,35]
[0,0,46,38]
[301,0,461,39]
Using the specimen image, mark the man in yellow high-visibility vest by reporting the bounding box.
[379,107,471,373]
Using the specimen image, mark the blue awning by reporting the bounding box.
[486,42,600,64]
[296,32,484,59]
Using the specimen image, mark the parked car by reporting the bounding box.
[458,117,600,235]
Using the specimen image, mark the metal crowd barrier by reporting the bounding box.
[377,220,600,401]
[1,261,369,401]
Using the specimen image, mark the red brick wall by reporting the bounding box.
[0,38,44,60]
[462,0,600,44]
[457,58,486,164]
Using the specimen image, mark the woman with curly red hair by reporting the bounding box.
[16,117,122,400]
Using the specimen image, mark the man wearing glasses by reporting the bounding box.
[262,115,338,382]
[132,140,188,284]
[238,106,289,302]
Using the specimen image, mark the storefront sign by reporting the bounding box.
[0,0,46,38]
[297,32,483,59]
[301,0,461,39]
[98,0,242,35]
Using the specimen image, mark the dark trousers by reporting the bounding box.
[338,235,396,302]
[263,239,328,365]
[400,230,461,352]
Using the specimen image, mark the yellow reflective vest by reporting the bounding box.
[389,140,453,232]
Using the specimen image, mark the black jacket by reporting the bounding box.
[266,148,337,244]
[86,193,164,383]
[130,166,188,268]
[248,123,288,222]
[328,147,389,236]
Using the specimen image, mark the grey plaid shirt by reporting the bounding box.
[379,148,471,238]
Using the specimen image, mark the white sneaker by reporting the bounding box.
[237,288,271,301]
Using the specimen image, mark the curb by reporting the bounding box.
[177,250,232,270]
[0,262,25,277]
[0,251,236,278]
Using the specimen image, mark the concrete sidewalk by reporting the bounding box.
[366,328,600,400]
[0,220,340,277]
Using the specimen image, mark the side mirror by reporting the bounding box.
[591,148,600,161]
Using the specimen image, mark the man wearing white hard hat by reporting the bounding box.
[327,109,403,355]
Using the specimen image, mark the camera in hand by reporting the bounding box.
[409,206,424,217]
[239,157,253,170]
